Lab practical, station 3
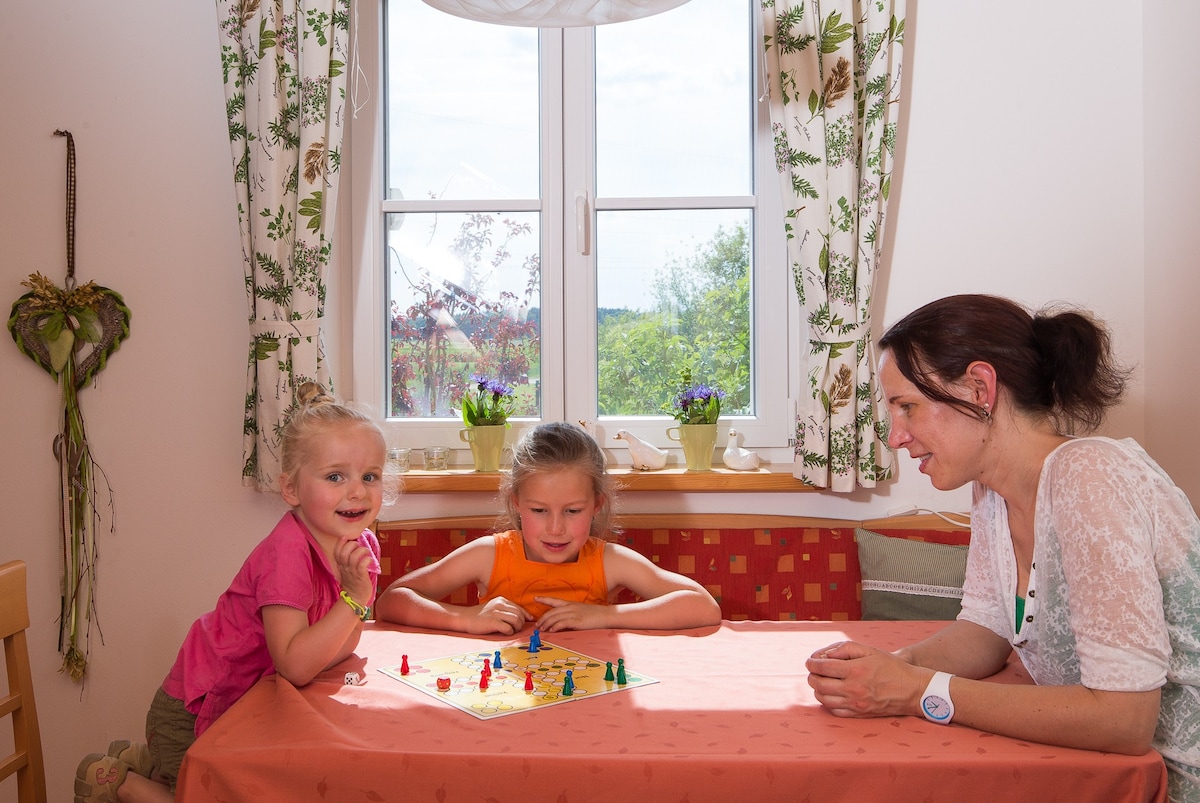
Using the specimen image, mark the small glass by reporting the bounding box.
[423,446,449,471]
[386,447,411,473]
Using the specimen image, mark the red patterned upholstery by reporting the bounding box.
[613,525,862,620]
[375,525,493,609]
[374,516,970,622]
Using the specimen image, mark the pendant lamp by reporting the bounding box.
[420,0,692,28]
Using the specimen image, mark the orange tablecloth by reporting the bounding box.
[176,620,1167,802]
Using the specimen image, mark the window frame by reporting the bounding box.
[348,1,799,468]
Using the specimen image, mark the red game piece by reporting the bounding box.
[436,677,451,691]
[481,659,491,678]
[400,655,410,675]
[479,671,489,690]
[524,671,534,691]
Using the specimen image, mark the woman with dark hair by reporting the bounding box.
[806,294,1200,801]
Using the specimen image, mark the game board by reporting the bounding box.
[378,636,657,720]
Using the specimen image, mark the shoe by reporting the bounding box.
[74,753,130,803]
[107,739,153,777]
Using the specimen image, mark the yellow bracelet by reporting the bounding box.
[340,590,370,621]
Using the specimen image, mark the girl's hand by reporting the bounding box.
[467,597,532,635]
[334,536,376,607]
[534,596,608,632]
[805,640,927,718]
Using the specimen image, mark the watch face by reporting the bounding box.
[922,694,952,722]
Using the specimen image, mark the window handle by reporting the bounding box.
[575,192,591,256]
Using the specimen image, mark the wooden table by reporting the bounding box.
[176,620,1167,802]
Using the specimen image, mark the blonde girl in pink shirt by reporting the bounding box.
[74,382,392,803]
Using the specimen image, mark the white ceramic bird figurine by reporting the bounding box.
[722,429,760,470]
[614,429,668,470]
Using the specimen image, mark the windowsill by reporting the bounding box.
[396,467,817,493]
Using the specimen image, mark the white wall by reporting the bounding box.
[1143,0,1200,498]
[1,2,288,800]
[2,1,1195,800]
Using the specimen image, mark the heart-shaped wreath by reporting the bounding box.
[7,130,131,682]
[9,272,130,387]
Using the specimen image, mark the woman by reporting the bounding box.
[806,294,1200,801]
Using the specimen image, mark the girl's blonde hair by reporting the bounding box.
[498,422,617,539]
[279,382,398,504]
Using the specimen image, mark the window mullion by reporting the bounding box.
[536,29,567,425]
[561,27,599,424]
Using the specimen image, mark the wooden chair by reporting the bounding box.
[0,561,47,803]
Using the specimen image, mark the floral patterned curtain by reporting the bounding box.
[762,0,904,492]
[216,0,350,491]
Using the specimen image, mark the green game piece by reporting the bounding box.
[604,661,614,681]
[616,658,627,685]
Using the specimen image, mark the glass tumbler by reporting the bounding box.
[423,446,449,471]
[386,447,411,473]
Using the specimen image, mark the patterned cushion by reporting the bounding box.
[615,526,861,621]
[855,528,969,621]
[373,519,971,622]
[375,526,491,607]
[376,524,864,620]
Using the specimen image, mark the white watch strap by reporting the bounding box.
[921,671,955,724]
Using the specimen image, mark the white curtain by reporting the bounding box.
[216,0,350,491]
[762,1,904,491]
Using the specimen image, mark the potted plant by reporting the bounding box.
[459,374,515,471]
[664,369,725,471]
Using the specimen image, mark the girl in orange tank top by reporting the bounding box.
[375,422,720,635]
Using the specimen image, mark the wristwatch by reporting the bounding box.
[920,671,955,724]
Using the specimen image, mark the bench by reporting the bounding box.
[373,512,970,621]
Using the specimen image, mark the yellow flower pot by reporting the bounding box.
[459,425,507,472]
[666,423,718,471]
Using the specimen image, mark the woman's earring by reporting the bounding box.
[981,403,992,422]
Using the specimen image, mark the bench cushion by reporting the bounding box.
[856,528,969,620]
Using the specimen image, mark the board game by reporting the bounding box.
[378,634,657,720]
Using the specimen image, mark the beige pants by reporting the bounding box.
[145,687,197,790]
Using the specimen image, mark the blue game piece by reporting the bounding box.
[493,650,502,670]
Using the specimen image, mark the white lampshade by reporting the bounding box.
[420,0,692,28]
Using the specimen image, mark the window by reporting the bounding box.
[350,0,796,464]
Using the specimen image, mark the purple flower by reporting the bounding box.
[463,374,516,426]
[669,380,725,425]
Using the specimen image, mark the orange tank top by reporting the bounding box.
[482,530,610,619]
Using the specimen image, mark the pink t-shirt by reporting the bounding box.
[162,511,380,736]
